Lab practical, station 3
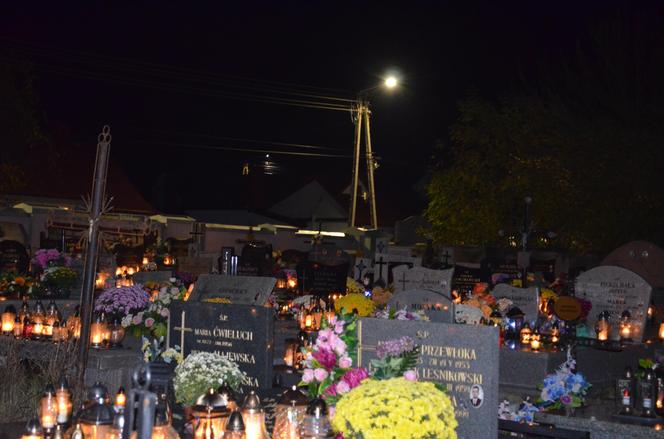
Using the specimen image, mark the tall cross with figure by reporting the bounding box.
[173,310,193,353]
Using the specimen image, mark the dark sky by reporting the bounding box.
[1,1,654,220]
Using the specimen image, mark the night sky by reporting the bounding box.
[1,1,655,221]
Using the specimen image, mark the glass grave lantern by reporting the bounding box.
[56,377,73,427]
[108,318,126,347]
[224,410,246,439]
[299,397,331,438]
[617,367,636,415]
[78,383,114,439]
[619,310,633,342]
[519,322,532,345]
[550,322,560,346]
[32,300,45,339]
[39,384,58,432]
[2,304,16,334]
[193,388,230,439]
[530,330,541,351]
[283,338,299,368]
[18,297,30,321]
[241,391,268,439]
[21,419,43,439]
[595,311,611,342]
[13,314,23,338]
[44,301,59,338]
[90,313,108,348]
[273,386,308,439]
[67,306,81,340]
[151,392,179,439]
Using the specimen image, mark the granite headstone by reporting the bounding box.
[452,264,487,296]
[169,301,273,389]
[133,271,173,285]
[391,265,454,295]
[298,261,348,295]
[0,240,29,273]
[357,318,499,439]
[387,289,454,323]
[492,284,540,324]
[189,274,275,305]
[575,266,652,342]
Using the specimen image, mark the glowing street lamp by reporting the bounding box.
[384,76,398,88]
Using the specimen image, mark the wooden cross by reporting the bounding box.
[173,310,193,353]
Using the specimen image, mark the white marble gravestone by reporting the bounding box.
[576,266,652,342]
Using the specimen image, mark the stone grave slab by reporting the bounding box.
[391,265,454,295]
[132,270,173,285]
[297,261,348,295]
[357,318,499,439]
[189,274,275,305]
[452,263,488,296]
[387,289,454,323]
[169,301,274,389]
[177,256,213,275]
[0,240,29,273]
[492,284,540,324]
[575,265,652,342]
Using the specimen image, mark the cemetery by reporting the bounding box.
[3,4,664,439]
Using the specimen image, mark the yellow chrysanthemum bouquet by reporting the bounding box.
[332,377,458,439]
[335,292,375,317]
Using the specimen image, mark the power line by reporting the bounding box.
[0,38,356,103]
[130,128,343,151]
[130,139,354,158]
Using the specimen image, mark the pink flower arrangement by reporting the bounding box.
[300,312,365,405]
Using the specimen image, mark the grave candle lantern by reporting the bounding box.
[56,377,72,426]
[595,311,611,342]
[641,370,657,418]
[67,307,81,339]
[21,419,44,439]
[273,386,308,439]
[550,322,560,345]
[519,322,532,345]
[217,383,238,412]
[658,323,664,342]
[2,305,16,334]
[299,398,331,438]
[311,301,323,330]
[241,391,268,439]
[617,367,635,415]
[283,338,298,368]
[109,319,125,347]
[23,316,33,338]
[39,384,57,431]
[13,314,23,338]
[619,310,632,342]
[152,393,179,439]
[530,330,541,351]
[79,383,114,439]
[90,314,107,348]
[276,273,287,290]
[193,388,230,438]
[224,410,246,439]
[287,277,297,290]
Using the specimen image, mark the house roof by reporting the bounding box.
[270,180,346,221]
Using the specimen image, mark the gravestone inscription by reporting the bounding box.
[0,240,29,273]
[492,284,540,324]
[575,266,652,342]
[169,301,274,389]
[132,271,173,285]
[357,319,499,439]
[387,289,454,323]
[189,274,275,305]
[391,265,454,295]
[452,264,487,296]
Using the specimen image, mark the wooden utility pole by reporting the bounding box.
[77,125,112,389]
[348,100,378,230]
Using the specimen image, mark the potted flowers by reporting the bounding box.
[32,249,77,298]
[173,351,247,408]
[537,347,591,416]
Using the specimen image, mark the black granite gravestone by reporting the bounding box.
[0,240,29,273]
[169,301,274,389]
[452,264,488,296]
[297,261,348,295]
[357,318,499,439]
[189,274,275,305]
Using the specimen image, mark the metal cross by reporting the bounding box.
[374,256,387,281]
[355,259,367,280]
[173,310,193,353]
[441,250,452,267]
[376,241,386,254]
